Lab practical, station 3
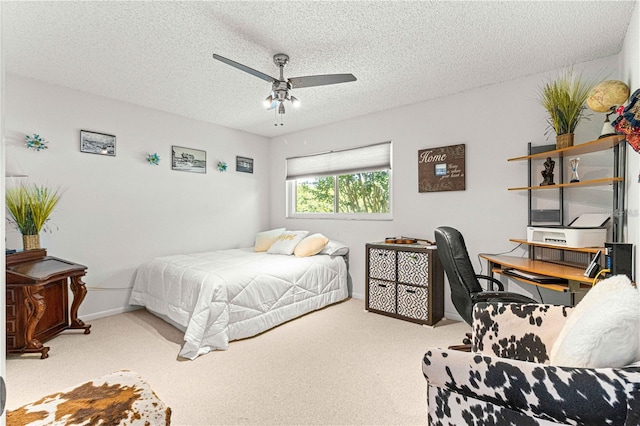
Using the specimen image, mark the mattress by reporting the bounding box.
[129,248,348,359]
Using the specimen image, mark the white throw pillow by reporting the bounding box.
[549,275,640,368]
[319,240,349,256]
[294,233,329,257]
[267,230,309,255]
[254,228,286,252]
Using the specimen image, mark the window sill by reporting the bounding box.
[287,213,393,221]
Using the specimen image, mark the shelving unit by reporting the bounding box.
[507,134,626,241]
[483,135,627,305]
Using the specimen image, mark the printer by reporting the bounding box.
[527,213,609,248]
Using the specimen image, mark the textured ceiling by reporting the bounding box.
[2,1,636,138]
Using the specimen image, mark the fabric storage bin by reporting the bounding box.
[368,278,396,314]
[368,248,396,281]
[397,251,429,285]
[397,284,429,321]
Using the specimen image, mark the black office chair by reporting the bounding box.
[434,226,537,326]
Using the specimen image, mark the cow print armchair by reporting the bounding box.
[422,302,640,425]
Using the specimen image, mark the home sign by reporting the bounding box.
[418,143,466,192]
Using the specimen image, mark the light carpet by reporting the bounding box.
[5,298,468,425]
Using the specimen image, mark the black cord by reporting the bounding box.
[477,243,523,274]
[536,285,544,304]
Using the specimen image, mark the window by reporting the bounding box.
[286,142,392,219]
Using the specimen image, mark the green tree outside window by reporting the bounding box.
[295,171,389,214]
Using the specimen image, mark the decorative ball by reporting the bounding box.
[587,80,630,113]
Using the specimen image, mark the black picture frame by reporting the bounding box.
[172,146,206,174]
[236,156,254,173]
[80,130,116,156]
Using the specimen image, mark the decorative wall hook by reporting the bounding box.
[25,134,48,151]
[147,153,160,165]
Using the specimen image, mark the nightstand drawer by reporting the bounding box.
[398,251,429,286]
[6,304,16,319]
[6,288,16,303]
[368,279,396,314]
[397,284,429,321]
[6,319,16,334]
[368,249,396,281]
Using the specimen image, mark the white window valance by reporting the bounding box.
[286,141,391,180]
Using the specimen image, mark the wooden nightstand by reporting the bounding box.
[6,249,91,359]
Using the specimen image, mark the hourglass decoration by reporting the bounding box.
[570,157,580,183]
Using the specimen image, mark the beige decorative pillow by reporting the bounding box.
[254,228,286,252]
[294,233,329,257]
[267,230,309,255]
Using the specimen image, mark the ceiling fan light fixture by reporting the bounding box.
[212,52,356,124]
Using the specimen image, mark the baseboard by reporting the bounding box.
[444,310,463,323]
[351,292,364,300]
[81,305,142,321]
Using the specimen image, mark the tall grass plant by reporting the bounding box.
[538,69,599,136]
[6,184,62,235]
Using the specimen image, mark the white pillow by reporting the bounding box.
[549,275,640,368]
[320,240,349,256]
[254,228,285,252]
[267,230,309,255]
[294,233,329,257]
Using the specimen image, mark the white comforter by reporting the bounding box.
[129,248,348,359]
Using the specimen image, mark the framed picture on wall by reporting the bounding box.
[172,146,206,174]
[80,130,116,156]
[236,156,254,173]
[418,143,466,192]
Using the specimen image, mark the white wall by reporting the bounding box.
[5,75,270,319]
[269,55,623,321]
[3,5,638,325]
[620,0,640,280]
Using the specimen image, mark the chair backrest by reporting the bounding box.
[434,226,484,324]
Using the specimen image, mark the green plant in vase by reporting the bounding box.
[6,184,62,250]
[538,69,599,149]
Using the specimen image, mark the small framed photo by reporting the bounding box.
[434,163,447,176]
[236,156,254,174]
[80,130,116,156]
[172,146,206,174]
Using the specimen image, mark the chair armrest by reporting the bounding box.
[423,348,640,425]
[472,302,571,363]
[475,274,504,291]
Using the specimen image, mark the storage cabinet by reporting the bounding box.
[365,243,444,325]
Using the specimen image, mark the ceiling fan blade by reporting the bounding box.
[288,74,357,89]
[212,54,276,84]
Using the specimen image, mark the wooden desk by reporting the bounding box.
[6,249,91,359]
[480,254,592,304]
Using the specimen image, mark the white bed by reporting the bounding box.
[129,247,348,359]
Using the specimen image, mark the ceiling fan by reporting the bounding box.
[212,53,357,124]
